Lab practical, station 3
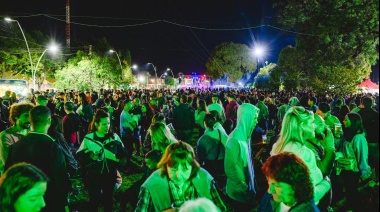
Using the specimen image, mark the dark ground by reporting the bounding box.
[68,129,379,212]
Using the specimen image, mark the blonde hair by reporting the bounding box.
[149,122,177,153]
[272,106,314,154]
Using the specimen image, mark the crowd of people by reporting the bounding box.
[0,87,378,212]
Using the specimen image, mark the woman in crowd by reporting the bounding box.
[271,106,331,206]
[113,100,125,135]
[148,121,177,153]
[48,115,78,176]
[0,163,48,212]
[197,113,227,188]
[195,99,208,137]
[140,102,154,150]
[76,109,127,212]
[339,112,371,211]
[76,92,94,141]
[142,113,166,154]
[135,141,226,212]
[258,152,319,212]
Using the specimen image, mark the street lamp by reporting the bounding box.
[166,68,174,78]
[34,44,58,90]
[253,45,266,73]
[4,17,33,77]
[109,49,123,80]
[147,63,158,89]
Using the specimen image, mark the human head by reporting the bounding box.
[316,102,330,119]
[180,94,188,104]
[259,95,265,102]
[197,99,207,112]
[149,122,177,153]
[361,96,374,108]
[141,103,153,116]
[152,113,165,124]
[203,113,216,130]
[273,106,315,154]
[64,101,75,113]
[308,97,317,107]
[35,95,47,107]
[343,112,364,141]
[48,115,63,134]
[179,197,219,212]
[89,109,110,135]
[9,103,34,129]
[211,95,219,103]
[133,97,140,107]
[261,152,313,205]
[124,98,133,111]
[235,103,260,139]
[0,163,48,212]
[78,92,89,105]
[104,98,111,106]
[158,141,200,183]
[289,97,299,107]
[208,110,222,124]
[145,149,163,170]
[30,106,51,132]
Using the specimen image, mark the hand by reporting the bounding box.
[321,128,335,150]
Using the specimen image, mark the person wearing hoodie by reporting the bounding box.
[172,94,195,143]
[225,103,259,211]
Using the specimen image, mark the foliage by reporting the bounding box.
[273,0,379,93]
[206,42,257,82]
[54,51,123,91]
[254,63,277,89]
[164,76,176,86]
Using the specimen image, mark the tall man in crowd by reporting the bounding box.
[0,103,34,175]
[173,94,195,143]
[120,98,139,165]
[256,95,269,132]
[5,106,70,212]
[207,94,226,124]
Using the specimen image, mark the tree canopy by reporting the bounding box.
[206,42,257,82]
[272,0,379,93]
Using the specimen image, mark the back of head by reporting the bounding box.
[361,96,373,108]
[9,103,34,125]
[203,113,216,130]
[289,97,299,106]
[64,101,75,111]
[30,106,51,128]
[318,102,330,113]
[261,152,313,204]
[181,94,188,103]
[0,163,48,210]
[179,198,219,212]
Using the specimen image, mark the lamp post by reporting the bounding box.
[109,49,123,80]
[147,63,158,89]
[34,44,58,90]
[253,45,265,73]
[4,17,33,80]
[166,68,174,78]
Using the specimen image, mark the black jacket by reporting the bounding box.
[5,132,70,212]
[173,103,195,131]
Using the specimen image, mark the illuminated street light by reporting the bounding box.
[34,44,58,90]
[147,63,158,89]
[5,17,33,81]
[166,68,175,78]
[109,49,123,79]
[253,44,266,73]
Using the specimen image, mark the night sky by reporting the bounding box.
[0,0,378,81]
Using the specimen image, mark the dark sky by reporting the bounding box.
[0,0,378,81]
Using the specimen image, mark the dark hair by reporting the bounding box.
[308,97,317,104]
[48,115,63,134]
[145,149,163,164]
[142,103,154,119]
[30,106,51,127]
[318,102,331,113]
[197,99,207,113]
[9,103,34,125]
[344,112,365,141]
[79,92,89,106]
[152,113,165,123]
[259,95,265,101]
[361,96,373,108]
[105,98,111,105]
[88,109,110,133]
[64,101,75,111]
[209,110,222,123]
[204,113,216,130]
[0,163,49,211]
[261,152,314,204]
[181,94,188,103]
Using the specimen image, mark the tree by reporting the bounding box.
[254,63,277,89]
[273,0,379,93]
[206,42,257,82]
[164,76,176,87]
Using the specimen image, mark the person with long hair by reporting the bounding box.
[140,103,154,150]
[135,141,226,211]
[148,122,177,153]
[113,100,125,136]
[258,152,319,212]
[0,163,49,212]
[338,112,371,211]
[195,99,208,137]
[77,109,127,212]
[76,92,94,142]
[271,106,331,206]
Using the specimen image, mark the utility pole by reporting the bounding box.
[89,45,92,87]
[65,0,70,48]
